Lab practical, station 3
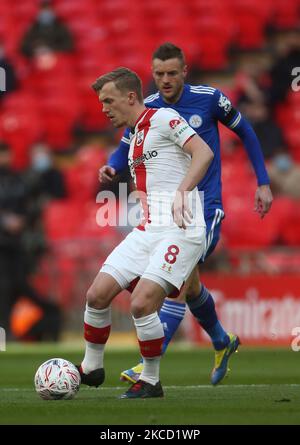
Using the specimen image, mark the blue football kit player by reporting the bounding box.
[98,43,273,386]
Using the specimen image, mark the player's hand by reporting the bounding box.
[172,191,193,230]
[254,184,273,219]
[98,165,116,183]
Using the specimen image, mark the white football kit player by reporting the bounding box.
[101,108,206,293]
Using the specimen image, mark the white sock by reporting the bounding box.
[81,304,111,374]
[81,341,105,374]
[133,313,164,385]
[140,357,161,386]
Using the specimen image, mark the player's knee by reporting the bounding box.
[130,292,151,318]
[86,287,106,309]
[131,299,147,318]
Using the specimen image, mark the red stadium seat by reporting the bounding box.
[285,128,300,162]
[281,202,300,245]
[231,0,270,49]
[0,93,42,169]
[222,196,280,249]
[52,254,78,308]
[221,157,281,248]
[77,201,123,248]
[53,0,95,20]
[63,146,106,202]
[77,76,110,131]
[98,0,136,18]
[191,15,234,69]
[38,92,80,149]
[43,200,82,241]
[273,0,300,29]
[142,0,177,17]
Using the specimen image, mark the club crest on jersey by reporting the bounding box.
[169,118,184,129]
[136,130,145,146]
[218,94,232,115]
[189,114,202,128]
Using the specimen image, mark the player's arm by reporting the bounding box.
[163,112,214,229]
[213,90,273,218]
[173,134,214,229]
[99,129,130,183]
[178,134,214,193]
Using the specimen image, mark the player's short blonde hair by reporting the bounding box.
[92,67,143,103]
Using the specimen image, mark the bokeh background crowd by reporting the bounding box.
[0,0,299,346]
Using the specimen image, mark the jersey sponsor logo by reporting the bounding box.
[169,118,185,129]
[129,150,158,169]
[174,124,189,137]
[189,114,202,128]
[136,130,145,146]
[218,94,232,115]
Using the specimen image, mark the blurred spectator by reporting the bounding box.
[239,99,286,159]
[234,51,272,105]
[268,151,300,199]
[239,99,287,159]
[0,141,29,336]
[24,142,67,201]
[20,1,74,59]
[0,41,18,99]
[269,28,300,105]
[0,141,61,340]
[22,142,67,269]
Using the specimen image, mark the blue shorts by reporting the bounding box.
[199,207,225,263]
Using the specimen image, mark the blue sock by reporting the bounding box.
[159,300,186,354]
[187,286,229,350]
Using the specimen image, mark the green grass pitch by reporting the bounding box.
[0,343,299,425]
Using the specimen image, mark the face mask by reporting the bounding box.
[32,153,52,172]
[38,10,56,25]
[274,154,293,172]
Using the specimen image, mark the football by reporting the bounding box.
[34,358,81,400]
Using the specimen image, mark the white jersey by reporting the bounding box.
[128,107,205,230]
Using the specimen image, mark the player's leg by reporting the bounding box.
[121,228,206,392]
[79,271,123,387]
[120,277,170,399]
[186,208,240,384]
[120,269,199,385]
[186,278,240,385]
[80,229,149,387]
[158,273,192,354]
[126,210,227,367]
[186,274,230,351]
[121,209,240,385]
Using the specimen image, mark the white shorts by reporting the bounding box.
[100,225,206,293]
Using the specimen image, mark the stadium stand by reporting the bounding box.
[0,0,299,318]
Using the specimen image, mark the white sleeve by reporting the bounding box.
[158,109,196,148]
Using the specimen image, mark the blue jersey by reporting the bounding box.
[109,84,270,213]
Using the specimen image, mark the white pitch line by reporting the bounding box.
[1,384,300,392]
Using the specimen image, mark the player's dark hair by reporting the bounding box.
[92,67,143,103]
[152,42,186,66]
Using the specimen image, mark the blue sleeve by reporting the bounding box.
[108,128,130,173]
[212,89,270,186]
